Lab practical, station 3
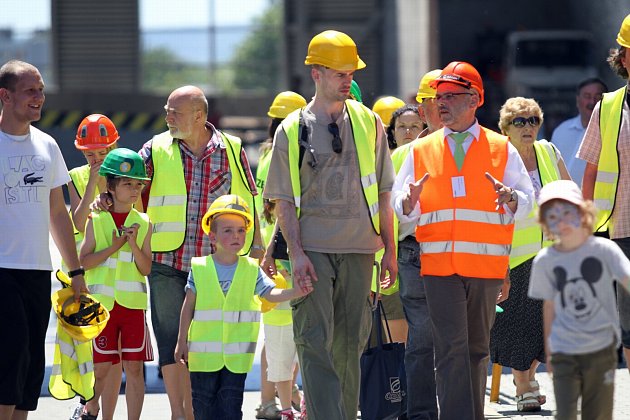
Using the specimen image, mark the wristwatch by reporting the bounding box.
[508,189,517,203]
[68,267,85,278]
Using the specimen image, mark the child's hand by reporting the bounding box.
[295,276,314,297]
[111,229,127,248]
[122,223,140,243]
[380,274,394,289]
[174,341,188,366]
[88,160,103,183]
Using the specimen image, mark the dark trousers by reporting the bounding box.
[424,275,502,420]
[190,368,247,420]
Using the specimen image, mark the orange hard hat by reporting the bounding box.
[430,61,484,106]
[75,114,120,150]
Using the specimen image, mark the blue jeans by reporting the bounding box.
[190,368,247,420]
[397,237,438,420]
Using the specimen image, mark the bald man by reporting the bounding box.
[139,86,262,419]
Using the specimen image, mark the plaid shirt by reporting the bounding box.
[139,123,257,273]
[578,91,630,239]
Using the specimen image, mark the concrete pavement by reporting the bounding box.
[30,367,630,419]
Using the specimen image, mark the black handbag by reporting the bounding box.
[359,266,407,420]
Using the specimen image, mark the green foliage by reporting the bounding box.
[229,1,282,93]
[141,47,210,94]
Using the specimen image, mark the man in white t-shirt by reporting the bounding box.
[0,60,87,418]
[551,78,607,185]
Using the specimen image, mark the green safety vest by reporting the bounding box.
[391,142,413,174]
[146,131,255,253]
[281,100,381,234]
[509,140,559,268]
[593,86,626,233]
[85,209,150,311]
[49,321,95,401]
[261,274,293,326]
[188,256,261,373]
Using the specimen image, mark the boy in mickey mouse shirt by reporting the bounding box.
[528,180,630,420]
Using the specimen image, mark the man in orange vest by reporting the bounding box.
[392,62,534,420]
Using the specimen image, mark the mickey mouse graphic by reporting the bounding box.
[553,257,603,320]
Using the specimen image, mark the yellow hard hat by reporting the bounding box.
[52,288,109,342]
[416,69,442,102]
[268,91,307,119]
[201,194,254,235]
[372,96,406,126]
[304,30,366,71]
[259,273,288,313]
[617,14,630,48]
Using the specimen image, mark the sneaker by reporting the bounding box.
[69,403,84,420]
[255,401,281,420]
[280,408,300,420]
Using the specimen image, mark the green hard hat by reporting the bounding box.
[349,80,362,103]
[98,148,150,180]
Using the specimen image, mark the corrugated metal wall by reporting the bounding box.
[52,0,139,91]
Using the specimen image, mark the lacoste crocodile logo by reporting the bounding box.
[23,172,43,185]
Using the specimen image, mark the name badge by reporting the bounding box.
[452,176,466,198]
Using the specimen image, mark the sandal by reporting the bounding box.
[516,392,541,412]
[256,401,281,420]
[530,380,547,405]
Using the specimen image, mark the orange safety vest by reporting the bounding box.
[413,127,514,279]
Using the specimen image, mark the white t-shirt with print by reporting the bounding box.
[529,236,630,355]
[0,126,70,270]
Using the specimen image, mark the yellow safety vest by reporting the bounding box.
[391,142,413,174]
[255,149,275,245]
[146,131,255,253]
[593,86,626,233]
[85,209,150,311]
[261,274,293,326]
[188,256,261,373]
[49,322,95,401]
[281,100,381,234]
[64,165,102,271]
[510,140,559,268]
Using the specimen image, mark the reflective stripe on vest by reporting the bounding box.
[85,209,149,310]
[413,127,514,278]
[49,322,95,400]
[593,86,626,233]
[510,140,560,268]
[187,255,261,373]
[147,131,255,253]
[281,100,381,234]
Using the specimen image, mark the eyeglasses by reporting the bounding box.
[327,123,343,154]
[435,92,473,102]
[511,116,541,128]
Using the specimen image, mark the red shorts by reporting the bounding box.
[93,302,154,364]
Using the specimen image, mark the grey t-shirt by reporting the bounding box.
[528,236,630,355]
[186,260,276,298]
[263,102,395,253]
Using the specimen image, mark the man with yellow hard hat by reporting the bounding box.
[393,61,534,419]
[579,13,630,372]
[263,29,397,420]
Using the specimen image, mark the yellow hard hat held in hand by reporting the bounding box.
[51,287,109,342]
[259,273,288,313]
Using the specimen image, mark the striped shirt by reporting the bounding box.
[139,122,257,273]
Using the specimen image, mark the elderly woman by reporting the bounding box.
[489,97,571,412]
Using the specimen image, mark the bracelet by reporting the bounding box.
[251,245,265,252]
[68,267,85,278]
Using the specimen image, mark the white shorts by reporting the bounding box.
[264,324,298,382]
